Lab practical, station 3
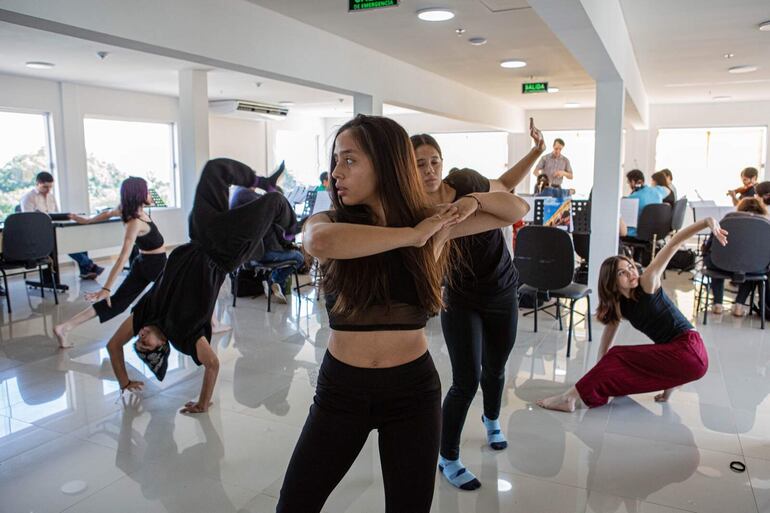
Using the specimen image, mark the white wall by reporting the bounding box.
[0,72,188,262]
[208,115,267,174]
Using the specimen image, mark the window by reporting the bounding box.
[430,132,508,180]
[83,118,178,211]
[275,130,321,188]
[655,127,767,205]
[0,110,55,217]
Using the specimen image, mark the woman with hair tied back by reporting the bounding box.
[54,177,167,348]
[410,117,545,491]
[276,115,530,513]
[538,216,727,412]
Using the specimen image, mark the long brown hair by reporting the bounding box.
[651,170,670,188]
[737,197,768,216]
[324,115,447,316]
[596,255,638,324]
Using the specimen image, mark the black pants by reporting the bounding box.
[93,253,166,323]
[277,350,441,513]
[440,299,518,461]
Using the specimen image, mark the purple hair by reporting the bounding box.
[120,176,149,222]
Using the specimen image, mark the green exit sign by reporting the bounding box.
[522,82,549,94]
[349,0,399,11]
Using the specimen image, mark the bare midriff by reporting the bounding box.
[329,329,428,368]
[140,246,166,255]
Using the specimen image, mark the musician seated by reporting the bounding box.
[728,166,759,206]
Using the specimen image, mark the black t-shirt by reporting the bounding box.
[443,168,518,307]
[619,286,693,344]
[739,185,756,201]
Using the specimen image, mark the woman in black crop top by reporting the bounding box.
[538,217,728,412]
[54,177,168,348]
[277,115,530,513]
[409,118,545,491]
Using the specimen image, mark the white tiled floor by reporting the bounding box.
[0,264,768,512]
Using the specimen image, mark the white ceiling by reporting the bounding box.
[620,0,770,103]
[0,22,363,116]
[246,0,596,110]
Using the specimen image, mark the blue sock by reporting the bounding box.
[438,456,481,490]
[482,414,507,450]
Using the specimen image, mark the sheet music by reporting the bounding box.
[311,191,332,215]
[620,197,639,228]
[693,206,735,234]
[521,195,536,222]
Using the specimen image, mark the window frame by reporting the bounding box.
[82,115,180,211]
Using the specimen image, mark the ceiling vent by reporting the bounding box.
[209,100,288,121]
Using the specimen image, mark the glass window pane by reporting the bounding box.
[429,132,508,180]
[275,130,320,188]
[0,111,53,217]
[83,118,177,211]
[655,127,766,206]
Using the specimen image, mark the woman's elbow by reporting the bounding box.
[303,228,330,258]
[509,198,530,222]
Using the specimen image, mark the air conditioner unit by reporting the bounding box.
[209,100,289,121]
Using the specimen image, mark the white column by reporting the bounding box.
[178,69,210,214]
[588,80,625,306]
[353,93,383,116]
[58,82,89,212]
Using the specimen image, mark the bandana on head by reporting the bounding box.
[134,342,170,381]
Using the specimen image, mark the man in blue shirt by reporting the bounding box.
[625,169,669,238]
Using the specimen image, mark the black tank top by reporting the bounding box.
[619,286,693,344]
[325,250,429,331]
[135,219,165,251]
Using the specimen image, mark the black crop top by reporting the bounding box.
[325,250,429,331]
[619,286,693,344]
[135,219,164,251]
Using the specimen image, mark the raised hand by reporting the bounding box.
[530,117,545,152]
[706,217,728,246]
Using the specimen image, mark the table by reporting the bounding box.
[0,217,123,292]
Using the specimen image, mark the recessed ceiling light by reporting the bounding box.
[712,96,732,101]
[417,8,455,22]
[500,59,527,69]
[759,20,770,32]
[548,87,560,93]
[564,102,580,108]
[728,65,758,74]
[25,61,54,69]
[723,53,734,59]
[278,101,295,106]
[468,37,487,46]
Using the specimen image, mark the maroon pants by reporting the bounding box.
[576,330,708,408]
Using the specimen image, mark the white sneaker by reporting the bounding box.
[270,282,287,304]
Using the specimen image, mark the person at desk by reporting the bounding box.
[651,170,676,206]
[757,181,770,206]
[533,138,573,189]
[105,158,291,414]
[19,172,104,279]
[316,171,329,192]
[54,177,167,348]
[229,182,302,304]
[622,169,669,239]
[727,166,759,206]
[704,197,770,317]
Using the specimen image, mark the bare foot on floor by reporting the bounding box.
[54,324,74,348]
[537,393,577,412]
[654,388,676,402]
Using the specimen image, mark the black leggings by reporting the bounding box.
[93,252,166,323]
[277,350,441,513]
[440,299,518,460]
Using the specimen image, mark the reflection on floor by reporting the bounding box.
[0,265,768,513]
